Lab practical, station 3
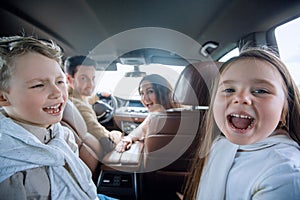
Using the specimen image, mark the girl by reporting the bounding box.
[184,48,300,199]
[115,74,180,152]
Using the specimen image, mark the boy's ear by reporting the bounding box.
[0,92,10,106]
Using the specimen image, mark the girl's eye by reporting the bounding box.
[223,88,235,93]
[252,89,269,94]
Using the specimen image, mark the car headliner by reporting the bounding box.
[1,0,300,66]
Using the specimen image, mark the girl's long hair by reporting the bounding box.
[183,48,300,200]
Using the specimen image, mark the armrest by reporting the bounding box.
[101,141,144,171]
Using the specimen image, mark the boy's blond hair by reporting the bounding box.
[0,36,63,92]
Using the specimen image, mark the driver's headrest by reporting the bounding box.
[173,61,222,107]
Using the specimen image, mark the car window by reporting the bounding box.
[275,16,300,88]
[219,48,239,62]
[219,17,300,90]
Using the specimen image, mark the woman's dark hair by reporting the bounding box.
[138,74,178,109]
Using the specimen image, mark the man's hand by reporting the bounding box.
[97,91,111,99]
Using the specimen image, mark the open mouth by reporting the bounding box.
[227,113,255,130]
[43,103,63,115]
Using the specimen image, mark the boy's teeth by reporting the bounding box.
[48,109,59,114]
[44,104,61,114]
[47,104,60,109]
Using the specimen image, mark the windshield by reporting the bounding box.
[95,63,184,100]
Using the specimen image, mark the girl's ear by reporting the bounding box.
[0,92,10,106]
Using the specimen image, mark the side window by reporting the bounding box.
[275,17,300,89]
[219,17,300,90]
[219,48,239,62]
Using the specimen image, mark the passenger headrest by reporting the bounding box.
[62,100,88,136]
[173,61,222,106]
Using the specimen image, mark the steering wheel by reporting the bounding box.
[93,93,118,124]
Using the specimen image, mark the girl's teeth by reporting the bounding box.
[229,113,254,130]
[230,114,252,119]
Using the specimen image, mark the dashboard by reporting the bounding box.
[127,100,144,108]
[113,99,148,134]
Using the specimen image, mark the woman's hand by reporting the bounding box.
[115,136,132,152]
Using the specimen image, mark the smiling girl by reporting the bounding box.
[184,48,300,200]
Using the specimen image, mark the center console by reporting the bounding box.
[97,104,147,199]
[114,106,148,134]
[97,170,139,200]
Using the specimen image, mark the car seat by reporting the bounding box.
[61,99,103,183]
[142,61,221,198]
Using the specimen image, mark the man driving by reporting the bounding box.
[64,55,122,154]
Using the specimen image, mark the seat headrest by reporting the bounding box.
[173,61,222,106]
[62,100,88,136]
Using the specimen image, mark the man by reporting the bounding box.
[64,55,122,154]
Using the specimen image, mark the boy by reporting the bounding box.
[0,36,114,200]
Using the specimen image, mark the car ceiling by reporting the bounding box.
[1,0,300,67]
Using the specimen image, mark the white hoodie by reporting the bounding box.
[0,113,97,200]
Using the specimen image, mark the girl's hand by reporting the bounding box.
[115,136,132,152]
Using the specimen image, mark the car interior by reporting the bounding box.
[1,0,300,199]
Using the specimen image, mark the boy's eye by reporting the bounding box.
[57,80,65,84]
[30,84,44,88]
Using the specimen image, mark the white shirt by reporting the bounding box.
[197,135,300,200]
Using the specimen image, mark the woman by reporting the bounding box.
[115,74,179,152]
